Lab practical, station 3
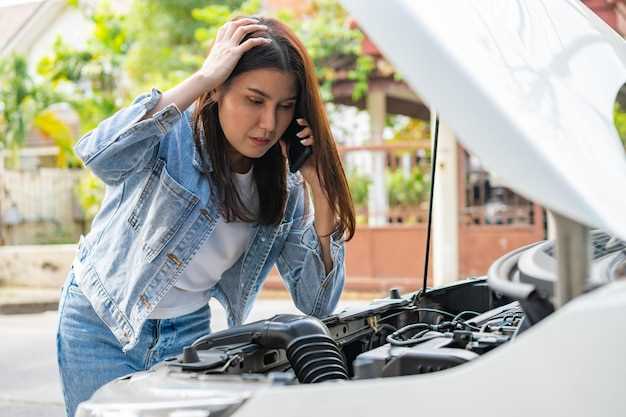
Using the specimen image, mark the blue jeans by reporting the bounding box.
[56,269,211,417]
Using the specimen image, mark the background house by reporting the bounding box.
[0,1,92,247]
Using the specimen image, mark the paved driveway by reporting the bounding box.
[0,298,366,417]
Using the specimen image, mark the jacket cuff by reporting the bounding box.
[300,224,345,282]
[75,88,181,167]
[323,230,345,282]
[138,88,182,135]
[139,87,163,111]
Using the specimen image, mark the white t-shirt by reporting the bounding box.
[149,168,258,319]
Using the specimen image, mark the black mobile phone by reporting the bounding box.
[283,118,313,173]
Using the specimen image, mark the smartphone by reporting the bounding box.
[283,117,313,173]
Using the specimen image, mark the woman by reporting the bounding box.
[56,16,355,417]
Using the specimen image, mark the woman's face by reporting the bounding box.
[216,68,298,170]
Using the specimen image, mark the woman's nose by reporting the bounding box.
[258,108,277,135]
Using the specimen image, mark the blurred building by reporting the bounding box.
[583,0,626,34]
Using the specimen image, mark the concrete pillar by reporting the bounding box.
[367,88,388,226]
[431,113,459,285]
[552,211,590,307]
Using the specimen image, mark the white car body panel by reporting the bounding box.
[341,0,626,239]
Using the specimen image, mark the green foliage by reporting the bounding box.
[613,102,626,150]
[75,171,105,221]
[347,169,371,207]
[92,2,128,55]
[193,0,260,43]
[34,2,132,217]
[124,0,207,93]
[36,37,118,137]
[348,54,375,101]
[35,0,375,132]
[37,5,129,134]
[124,0,257,94]
[284,0,375,101]
[348,166,429,210]
[33,110,82,168]
[70,96,118,134]
[386,167,428,207]
[0,54,57,166]
[35,0,263,218]
[389,117,430,142]
[37,38,93,83]
[0,55,32,152]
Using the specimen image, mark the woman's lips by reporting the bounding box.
[250,136,271,146]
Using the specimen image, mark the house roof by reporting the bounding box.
[0,0,66,58]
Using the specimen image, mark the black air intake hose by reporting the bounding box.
[188,314,348,383]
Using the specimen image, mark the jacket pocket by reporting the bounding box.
[128,158,199,262]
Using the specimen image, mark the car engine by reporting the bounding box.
[167,279,519,384]
[77,231,625,417]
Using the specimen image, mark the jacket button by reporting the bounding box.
[167,253,182,267]
[140,295,151,309]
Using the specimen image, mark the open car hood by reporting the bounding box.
[341,0,626,240]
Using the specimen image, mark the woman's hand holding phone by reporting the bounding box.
[280,118,314,175]
[282,118,335,269]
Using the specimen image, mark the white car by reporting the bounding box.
[77,1,626,416]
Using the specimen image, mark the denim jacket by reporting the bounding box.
[71,88,345,352]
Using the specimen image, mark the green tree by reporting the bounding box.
[279,0,375,101]
[122,0,259,94]
[75,170,105,224]
[347,169,371,207]
[386,167,428,207]
[33,109,82,168]
[37,3,129,134]
[613,102,626,150]
[0,55,56,166]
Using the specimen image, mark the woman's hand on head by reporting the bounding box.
[197,18,271,90]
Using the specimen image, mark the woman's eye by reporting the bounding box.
[280,103,295,110]
[248,97,263,105]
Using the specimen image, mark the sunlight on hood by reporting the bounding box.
[341,0,626,240]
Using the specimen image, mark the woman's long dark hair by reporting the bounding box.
[192,17,355,240]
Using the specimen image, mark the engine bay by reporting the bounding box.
[77,232,626,417]
[159,230,625,385]
[160,279,521,384]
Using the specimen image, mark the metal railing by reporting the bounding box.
[461,151,536,226]
[340,143,537,226]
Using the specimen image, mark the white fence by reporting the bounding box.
[1,168,85,245]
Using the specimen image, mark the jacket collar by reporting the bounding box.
[186,105,213,174]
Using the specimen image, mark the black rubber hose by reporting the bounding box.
[189,314,348,383]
